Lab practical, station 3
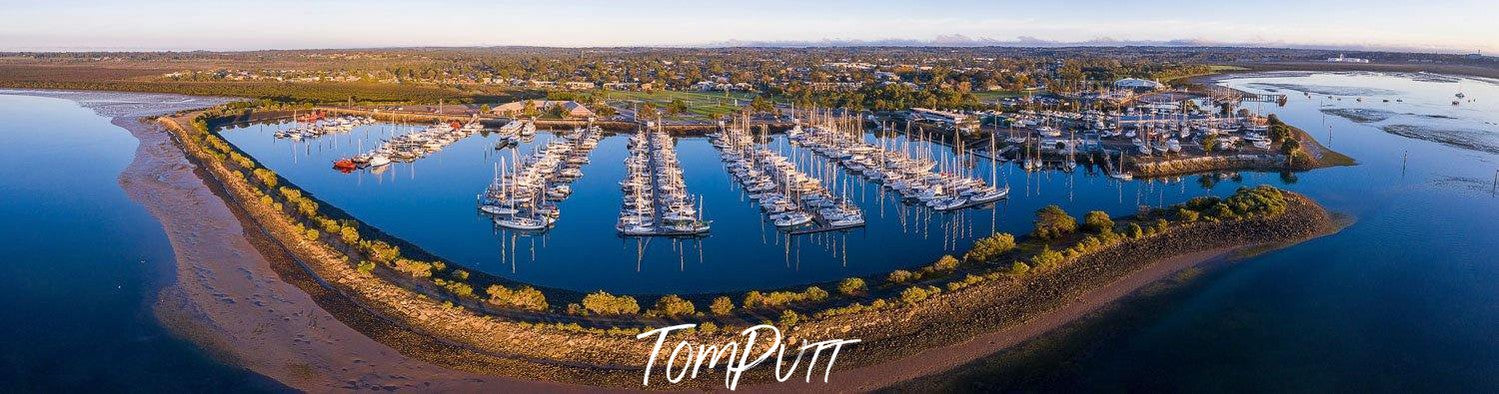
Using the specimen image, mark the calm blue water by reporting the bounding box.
[907,72,1499,391]
[220,117,1288,294]
[0,94,278,391]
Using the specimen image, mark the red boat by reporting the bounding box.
[448,121,462,130]
[332,159,356,173]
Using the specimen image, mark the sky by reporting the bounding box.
[1,0,1494,53]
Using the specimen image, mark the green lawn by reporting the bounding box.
[1160,65,1250,83]
[603,89,763,118]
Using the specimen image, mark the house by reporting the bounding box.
[491,100,595,118]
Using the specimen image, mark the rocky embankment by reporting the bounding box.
[1132,153,1289,177]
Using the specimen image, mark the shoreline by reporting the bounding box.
[107,100,592,391]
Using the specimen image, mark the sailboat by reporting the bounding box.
[1109,151,1133,181]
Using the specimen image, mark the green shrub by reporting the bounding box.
[900,286,931,305]
[485,284,548,311]
[710,296,735,315]
[778,310,801,327]
[804,286,829,302]
[392,258,433,278]
[582,291,640,315]
[1083,211,1114,234]
[887,270,914,284]
[648,295,696,318]
[837,278,867,296]
[742,291,766,309]
[1176,208,1200,222]
[1010,261,1031,276]
[932,255,959,272]
[1032,205,1077,240]
[1030,247,1065,270]
[963,233,1016,263]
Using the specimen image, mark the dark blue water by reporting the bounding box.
[0,94,278,391]
[905,72,1499,391]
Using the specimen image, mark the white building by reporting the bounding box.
[1326,54,1371,63]
[1113,78,1164,91]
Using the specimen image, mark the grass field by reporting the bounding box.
[602,89,763,118]
[1160,65,1250,83]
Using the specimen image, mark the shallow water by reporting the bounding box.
[0,93,278,391]
[901,72,1499,391]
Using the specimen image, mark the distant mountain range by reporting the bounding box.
[698,34,1481,55]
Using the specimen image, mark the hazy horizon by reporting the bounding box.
[2,0,1493,54]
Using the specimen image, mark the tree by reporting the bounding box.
[837,278,867,296]
[749,95,775,113]
[887,270,914,284]
[1032,205,1078,240]
[666,98,688,116]
[521,100,538,117]
[1083,211,1114,234]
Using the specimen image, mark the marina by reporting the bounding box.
[201,71,1491,295]
[215,113,1305,293]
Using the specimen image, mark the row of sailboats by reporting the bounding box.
[477,126,601,231]
[791,109,1008,211]
[617,121,711,236]
[343,120,482,170]
[709,115,865,230]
